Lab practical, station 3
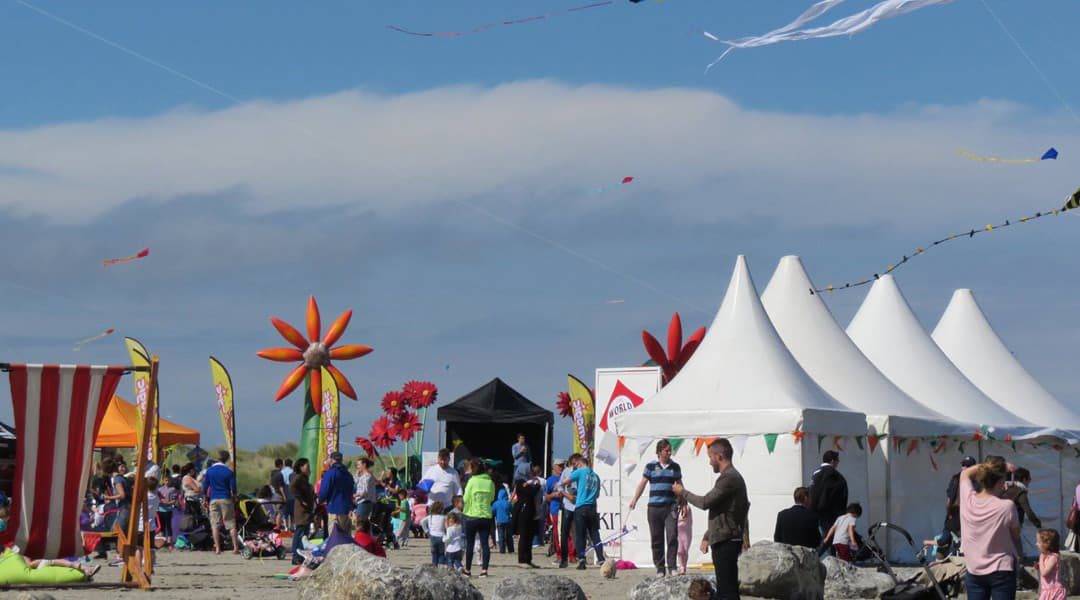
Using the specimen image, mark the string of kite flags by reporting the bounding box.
[811,184,1080,295]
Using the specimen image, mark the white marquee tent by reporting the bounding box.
[615,256,868,554]
[761,256,977,559]
[932,288,1080,546]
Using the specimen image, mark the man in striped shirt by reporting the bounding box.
[629,439,682,575]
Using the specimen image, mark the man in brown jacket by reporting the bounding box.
[289,458,315,565]
[674,438,750,600]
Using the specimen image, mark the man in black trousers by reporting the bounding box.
[774,486,821,549]
[674,438,749,600]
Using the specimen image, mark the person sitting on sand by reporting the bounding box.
[0,500,101,580]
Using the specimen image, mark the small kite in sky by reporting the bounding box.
[606,299,626,304]
[591,176,635,194]
[704,0,956,71]
[103,248,149,268]
[388,1,619,37]
[958,147,1058,164]
[73,328,115,351]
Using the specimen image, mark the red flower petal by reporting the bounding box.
[403,380,438,409]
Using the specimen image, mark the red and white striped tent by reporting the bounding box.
[1,364,125,558]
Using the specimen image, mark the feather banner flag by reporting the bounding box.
[125,337,158,463]
[209,357,237,472]
[567,374,596,456]
[318,366,340,478]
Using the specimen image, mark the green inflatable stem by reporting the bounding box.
[298,376,320,470]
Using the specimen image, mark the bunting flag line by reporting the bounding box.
[704,0,956,72]
[958,147,1058,163]
[792,431,805,445]
[854,436,864,450]
[906,438,920,456]
[867,435,879,454]
[832,435,844,451]
[730,434,748,458]
[813,184,1080,294]
[929,453,938,471]
[388,1,616,37]
[667,438,685,454]
[817,434,827,450]
[73,328,115,351]
[102,248,149,268]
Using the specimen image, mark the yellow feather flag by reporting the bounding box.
[209,357,236,472]
[567,374,595,456]
[125,337,158,463]
[318,366,340,479]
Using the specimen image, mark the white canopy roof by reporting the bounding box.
[932,289,1080,431]
[846,275,1053,438]
[761,256,975,436]
[615,255,866,438]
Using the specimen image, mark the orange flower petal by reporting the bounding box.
[330,345,373,360]
[256,347,303,362]
[309,367,323,414]
[326,364,357,399]
[271,317,309,350]
[307,296,321,343]
[323,309,353,347]
[274,365,308,401]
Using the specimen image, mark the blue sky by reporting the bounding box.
[1,0,1078,457]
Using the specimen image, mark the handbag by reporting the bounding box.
[1068,499,1078,530]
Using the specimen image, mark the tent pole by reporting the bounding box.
[544,421,550,477]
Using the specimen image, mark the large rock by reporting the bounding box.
[298,544,482,600]
[822,556,895,599]
[630,574,716,600]
[737,541,826,600]
[1056,551,1080,595]
[491,572,586,600]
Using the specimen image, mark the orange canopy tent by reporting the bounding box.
[94,395,200,448]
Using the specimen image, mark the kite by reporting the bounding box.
[812,184,1080,294]
[102,248,149,268]
[958,147,1058,164]
[591,176,635,194]
[73,328,115,351]
[704,0,955,71]
[606,299,626,304]
[388,1,616,37]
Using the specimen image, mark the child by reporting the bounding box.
[423,501,447,566]
[394,489,412,548]
[688,579,715,600]
[492,487,514,554]
[676,495,692,575]
[444,512,464,571]
[1037,528,1067,600]
[824,503,861,563]
[450,495,464,517]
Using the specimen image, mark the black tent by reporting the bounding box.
[437,378,553,480]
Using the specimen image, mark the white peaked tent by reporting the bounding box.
[932,289,1080,547]
[846,275,1041,437]
[762,256,977,560]
[615,256,868,558]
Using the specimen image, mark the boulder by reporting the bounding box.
[629,574,716,600]
[737,541,826,600]
[822,556,895,599]
[491,573,586,600]
[1056,551,1080,595]
[298,544,482,600]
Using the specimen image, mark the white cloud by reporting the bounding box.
[0,80,1075,225]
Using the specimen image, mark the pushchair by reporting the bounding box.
[863,521,957,600]
[237,498,287,560]
[175,499,214,551]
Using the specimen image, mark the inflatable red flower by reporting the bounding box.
[257,296,372,414]
[642,312,705,385]
[381,390,408,417]
[369,416,396,449]
[393,411,423,442]
[354,436,379,457]
[403,381,438,409]
[556,392,573,418]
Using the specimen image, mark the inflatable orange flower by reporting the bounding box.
[257,296,372,414]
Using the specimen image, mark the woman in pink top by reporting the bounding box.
[959,456,1020,600]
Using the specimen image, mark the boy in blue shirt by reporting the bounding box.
[491,487,514,553]
[564,455,604,570]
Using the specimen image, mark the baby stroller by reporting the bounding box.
[175,500,214,551]
[237,498,287,560]
[864,521,955,600]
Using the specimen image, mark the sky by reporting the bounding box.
[1,0,1079,460]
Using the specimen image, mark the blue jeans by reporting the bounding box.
[965,570,1015,600]
[429,535,446,566]
[446,550,463,570]
[353,501,373,519]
